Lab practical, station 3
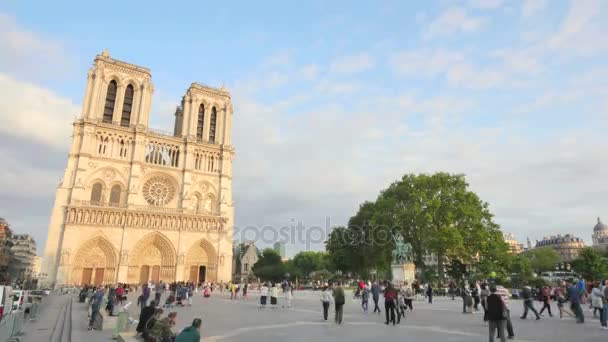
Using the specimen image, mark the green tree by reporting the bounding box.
[325,226,360,274]
[522,248,560,274]
[571,248,608,280]
[291,251,328,278]
[510,254,534,287]
[252,248,286,282]
[370,173,508,284]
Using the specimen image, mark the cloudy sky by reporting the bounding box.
[0,0,606,256]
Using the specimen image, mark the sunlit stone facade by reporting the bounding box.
[41,51,235,287]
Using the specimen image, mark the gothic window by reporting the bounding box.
[121,84,134,127]
[90,183,103,205]
[197,104,205,141]
[194,194,202,212]
[103,80,117,123]
[119,139,127,158]
[209,107,217,143]
[109,185,121,206]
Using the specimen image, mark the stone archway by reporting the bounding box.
[71,236,118,286]
[184,238,218,283]
[128,232,176,284]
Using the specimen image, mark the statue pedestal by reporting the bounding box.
[391,262,416,284]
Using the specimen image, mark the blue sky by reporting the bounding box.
[0,0,607,256]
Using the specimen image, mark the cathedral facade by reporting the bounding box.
[41,51,235,287]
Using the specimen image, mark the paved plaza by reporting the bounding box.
[112,290,603,342]
[16,291,606,342]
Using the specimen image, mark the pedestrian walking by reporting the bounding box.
[480,283,490,314]
[361,285,369,313]
[520,286,541,320]
[566,279,584,323]
[320,283,332,321]
[538,286,553,317]
[472,282,480,311]
[426,283,433,304]
[283,282,292,308]
[591,281,604,328]
[403,282,414,311]
[554,283,573,319]
[384,282,397,325]
[486,285,507,342]
[602,279,608,330]
[397,289,407,323]
[495,285,515,340]
[333,282,345,324]
[371,282,381,314]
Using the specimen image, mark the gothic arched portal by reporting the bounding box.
[71,236,118,286]
[128,232,176,284]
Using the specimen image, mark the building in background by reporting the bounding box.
[503,233,523,254]
[273,241,286,260]
[0,218,14,284]
[535,234,585,262]
[10,234,37,286]
[41,50,235,287]
[32,256,42,279]
[232,241,259,282]
[592,217,608,251]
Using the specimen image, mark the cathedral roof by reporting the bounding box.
[594,217,607,232]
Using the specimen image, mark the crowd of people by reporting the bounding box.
[74,275,608,341]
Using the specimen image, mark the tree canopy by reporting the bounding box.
[572,248,608,280]
[325,172,509,284]
[252,248,285,282]
[521,248,560,274]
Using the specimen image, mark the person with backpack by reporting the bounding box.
[333,282,345,324]
[520,286,540,320]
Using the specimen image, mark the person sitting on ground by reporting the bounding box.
[149,311,177,342]
[175,318,202,342]
[142,308,164,342]
[136,301,157,334]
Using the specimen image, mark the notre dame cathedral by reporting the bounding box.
[41,50,235,287]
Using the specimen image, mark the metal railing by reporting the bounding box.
[0,302,42,342]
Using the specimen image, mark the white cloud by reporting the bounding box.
[469,0,503,9]
[546,0,606,57]
[0,73,79,148]
[299,64,321,81]
[330,52,374,74]
[262,50,292,67]
[315,79,362,94]
[389,50,464,77]
[424,7,484,39]
[0,13,73,80]
[522,0,548,17]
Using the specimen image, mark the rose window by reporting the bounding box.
[143,176,175,206]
